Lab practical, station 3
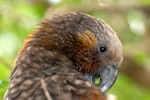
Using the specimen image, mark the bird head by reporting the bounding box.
[25,12,123,93]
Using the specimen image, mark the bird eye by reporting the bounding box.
[98,44,108,54]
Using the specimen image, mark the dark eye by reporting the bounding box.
[98,44,108,53]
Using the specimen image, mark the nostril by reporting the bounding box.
[112,65,115,68]
[112,63,118,68]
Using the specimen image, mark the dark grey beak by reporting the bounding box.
[84,65,118,92]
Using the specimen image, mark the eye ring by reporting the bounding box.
[98,44,108,54]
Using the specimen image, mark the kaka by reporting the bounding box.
[4,12,123,100]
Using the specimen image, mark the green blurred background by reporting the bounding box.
[0,0,150,100]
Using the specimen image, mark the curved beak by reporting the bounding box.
[84,65,118,92]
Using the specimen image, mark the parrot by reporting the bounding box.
[4,12,123,100]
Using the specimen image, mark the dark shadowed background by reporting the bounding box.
[0,0,150,100]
